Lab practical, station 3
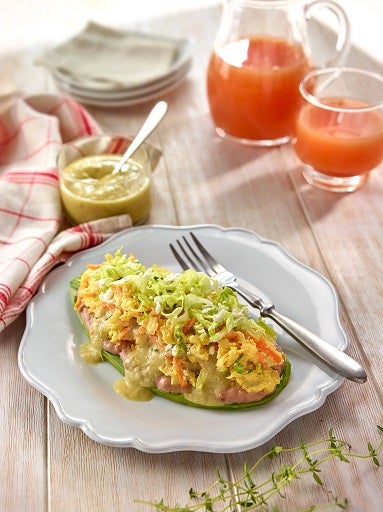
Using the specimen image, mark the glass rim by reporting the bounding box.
[300,66,383,113]
[56,134,152,171]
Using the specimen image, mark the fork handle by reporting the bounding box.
[232,284,367,383]
[263,307,367,383]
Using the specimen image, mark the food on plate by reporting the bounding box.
[71,250,290,409]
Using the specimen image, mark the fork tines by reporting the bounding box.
[170,232,223,277]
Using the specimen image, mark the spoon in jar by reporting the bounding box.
[111,100,168,175]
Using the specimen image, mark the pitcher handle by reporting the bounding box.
[304,1,351,66]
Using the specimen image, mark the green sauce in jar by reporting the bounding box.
[60,153,151,225]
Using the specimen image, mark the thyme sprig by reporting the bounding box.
[138,425,383,512]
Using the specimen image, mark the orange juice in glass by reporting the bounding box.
[293,67,383,192]
[206,0,350,147]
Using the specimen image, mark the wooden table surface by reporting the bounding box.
[1,3,383,511]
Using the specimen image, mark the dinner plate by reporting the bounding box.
[55,61,192,108]
[54,60,192,100]
[38,22,194,91]
[59,79,188,108]
[18,225,347,453]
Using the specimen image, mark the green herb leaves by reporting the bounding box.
[137,426,383,511]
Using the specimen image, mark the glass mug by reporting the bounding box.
[293,67,383,193]
[206,0,350,146]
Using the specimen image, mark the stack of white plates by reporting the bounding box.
[37,22,193,108]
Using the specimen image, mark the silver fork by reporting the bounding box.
[170,232,367,384]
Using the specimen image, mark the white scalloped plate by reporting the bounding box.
[57,66,191,108]
[18,225,347,453]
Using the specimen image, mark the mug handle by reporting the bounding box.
[304,1,351,66]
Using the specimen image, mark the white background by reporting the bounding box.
[0,0,381,61]
[0,0,382,98]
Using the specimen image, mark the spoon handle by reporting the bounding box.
[112,100,168,175]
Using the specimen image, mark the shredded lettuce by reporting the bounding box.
[79,249,275,345]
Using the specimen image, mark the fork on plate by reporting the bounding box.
[170,232,367,384]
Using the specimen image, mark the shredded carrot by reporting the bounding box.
[112,284,123,295]
[117,325,132,341]
[173,357,188,388]
[86,263,102,270]
[102,303,116,311]
[182,317,196,334]
[253,349,267,368]
[245,331,283,364]
[225,331,239,341]
[256,339,283,363]
[149,334,164,349]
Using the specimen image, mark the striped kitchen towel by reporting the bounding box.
[0,94,132,332]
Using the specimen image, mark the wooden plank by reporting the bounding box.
[0,316,47,511]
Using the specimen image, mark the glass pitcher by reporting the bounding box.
[206,0,350,146]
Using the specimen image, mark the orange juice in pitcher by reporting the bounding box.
[206,0,350,146]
